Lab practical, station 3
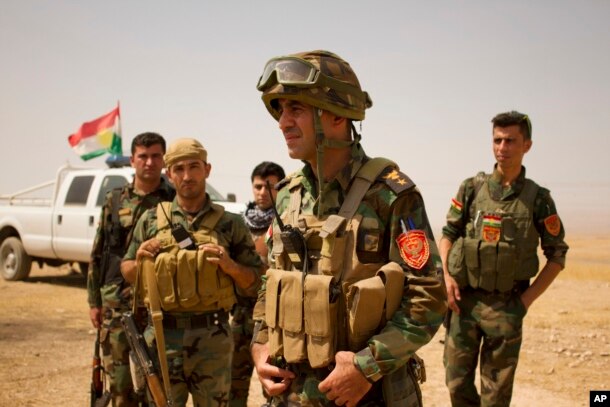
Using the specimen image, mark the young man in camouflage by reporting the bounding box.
[122,138,263,406]
[251,50,447,407]
[440,111,569,406]
[87,132,174,406]
[230,161,285,407]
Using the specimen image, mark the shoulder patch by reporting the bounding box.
[379,167,415,194]
[544,214,561,236]
[396,229,430,270]
[450,198,463,215]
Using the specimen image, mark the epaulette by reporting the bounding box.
[378,166,415,194]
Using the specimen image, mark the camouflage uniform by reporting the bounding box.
[87,179,174,407]
[124,196,263,407]
[442,166,568,407]
[230,227,267,407]
[252,143,447,406]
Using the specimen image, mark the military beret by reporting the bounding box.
[164,138,207,168]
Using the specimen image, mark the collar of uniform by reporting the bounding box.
[336,145,366,191]
[489,165,527,200]
[170,193,213,226]
[129,177,174,198]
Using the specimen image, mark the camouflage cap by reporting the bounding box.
[164,138,207,168]
[259,50,372,121]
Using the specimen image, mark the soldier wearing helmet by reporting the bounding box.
[251,50,447,407]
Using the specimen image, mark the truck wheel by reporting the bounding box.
[0,237,32,281]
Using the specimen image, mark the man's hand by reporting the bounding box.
[251,342,295,396]
[136,238,161,262]
[89,307,102,329]
[199,243,230,269]
[318,351,372,407]
[444,273,462,314]
[200,243,257,290]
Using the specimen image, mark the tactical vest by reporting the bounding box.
[265,158,409,368]
[448,176,540,292]
[139,202,237,313]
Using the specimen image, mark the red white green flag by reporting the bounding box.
[68,105,123,160]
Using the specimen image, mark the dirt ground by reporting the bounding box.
[0,235,608,406]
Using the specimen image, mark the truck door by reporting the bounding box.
[52,174,96,262]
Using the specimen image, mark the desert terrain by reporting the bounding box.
[0,235,608,406]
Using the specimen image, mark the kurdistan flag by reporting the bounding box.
[68,105,123,160]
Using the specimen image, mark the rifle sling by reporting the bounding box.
[142,260,173,405]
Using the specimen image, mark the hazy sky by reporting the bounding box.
[1,1,608,235]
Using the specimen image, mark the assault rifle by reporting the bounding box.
[90,329,111,407]
[121,311,170,407]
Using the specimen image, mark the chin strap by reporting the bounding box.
[313,110,362,217]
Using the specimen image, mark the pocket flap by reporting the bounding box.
[154,252,178,310]
[304,274,334,336]
[265,269,283,329]
[376,262,405,319]
[279,271,304,333]
[347,276,385,334]
[197,250,219,298]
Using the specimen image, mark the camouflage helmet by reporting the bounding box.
[257,50,373,121]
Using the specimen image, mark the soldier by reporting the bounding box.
[87,132,175,406]
[250,50,447,407]
[121,138,263,406]
[440,111,569,406]
[230,161,285,407]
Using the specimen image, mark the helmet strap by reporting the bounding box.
[314,109,326,217]
[350,122,362,156]
[313,110,359,217]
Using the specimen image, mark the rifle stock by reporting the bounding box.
[121,311,170,407]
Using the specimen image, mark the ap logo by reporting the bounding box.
[591,391,610,406]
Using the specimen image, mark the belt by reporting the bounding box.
[468,280,530,297]
[162,310,228,330]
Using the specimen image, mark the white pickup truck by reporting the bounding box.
[0,164,245,281]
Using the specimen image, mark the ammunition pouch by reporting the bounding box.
[454,237,532,292]
[140,248,236,313]
[346,262,405,351]
[265,269,338,368]
[318,214,348,275]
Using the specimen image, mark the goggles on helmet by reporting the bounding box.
[256,56,362,96]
